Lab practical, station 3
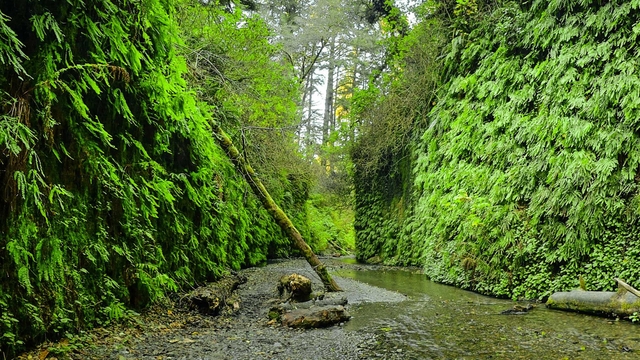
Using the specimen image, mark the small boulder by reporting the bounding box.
[278,274,313,302]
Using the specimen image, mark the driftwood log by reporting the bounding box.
[546,278,640,317]
[269,278,350,328]
[281,305,350,328]
[275,296,348,311]
[270,297,348,318]
[185,273,247,315]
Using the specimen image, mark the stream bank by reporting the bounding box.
[18,257,640,359]
[19,258,410,360]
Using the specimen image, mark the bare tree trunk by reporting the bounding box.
[298,65,313,149]
[300,55,313,108]
[212,123,341,292]
[305,70,315,153]
[547,278,640,317]
[322,38,335,146]
[350,54,359,143]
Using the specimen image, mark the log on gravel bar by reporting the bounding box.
[546,278,640,317]
[186,273,247,315]
[281,305,350,328]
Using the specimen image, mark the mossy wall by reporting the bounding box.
[354,0,640,300]
[353,149,421,265]
[0,0,306,355]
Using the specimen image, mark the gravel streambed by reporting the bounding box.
[25,257,413,360]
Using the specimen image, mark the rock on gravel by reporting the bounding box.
[41,258,414,360]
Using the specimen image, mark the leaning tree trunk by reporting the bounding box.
[212,123,341,292]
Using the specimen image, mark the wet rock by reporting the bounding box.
[500,303,534,315]
[281,305,351,328]
[366,256,383,265]
[278,273,313,302]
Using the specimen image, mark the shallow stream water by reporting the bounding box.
[335,267,640,359]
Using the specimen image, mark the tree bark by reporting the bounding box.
[546,279,640,317]
[186,273,247,315]
[212,123,341,292]
[305,69,315,152]
[281,305,350,328]
[322,38,335,146]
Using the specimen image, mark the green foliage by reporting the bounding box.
[410,0,640,299]
[176,0,310,240]
[353,151,420,265]
[306,193,355,253]
[351,2,446,265]
[0,0,300,356]
[351,3,445,174]
[0,10,28,77]
[354,0,640,300]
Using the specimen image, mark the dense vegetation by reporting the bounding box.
[0,0,333,355]
[353,0,640,300]
[7,0,640,356]
[352,3,446,265]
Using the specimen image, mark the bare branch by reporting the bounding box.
[298,37,326,83]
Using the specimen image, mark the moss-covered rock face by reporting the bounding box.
[0,0,306,355]
[355,0,640,299]
[353,149,420,266]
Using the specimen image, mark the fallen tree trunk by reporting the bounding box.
[185,273,247,315]
[546,278,640,317]
[281,305,350,328]
[272,296,348,312]
[212,123,341,292]
[328,239,346,254]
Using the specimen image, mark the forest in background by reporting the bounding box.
[5,0,640,356]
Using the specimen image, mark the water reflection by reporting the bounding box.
[336,268,640,359]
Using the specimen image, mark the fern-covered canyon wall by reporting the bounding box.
[0,0,315,355]
[354,0,640,300]
[9,0,640,355]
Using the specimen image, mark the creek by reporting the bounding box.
[335,265,640,359]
